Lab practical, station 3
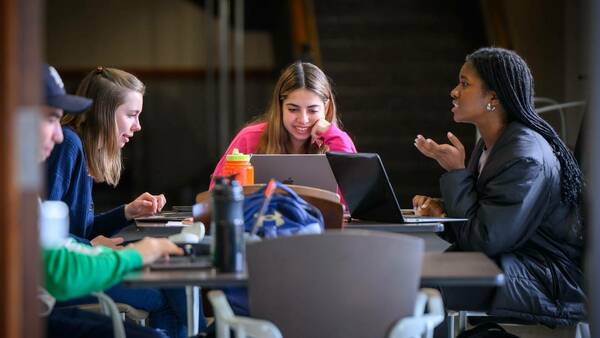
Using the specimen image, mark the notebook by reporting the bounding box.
[250,154,338,193]
[326,152,468,223]
[134,211,191,223]
[149,255,212,270]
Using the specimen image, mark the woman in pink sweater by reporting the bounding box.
[210,62,357,187]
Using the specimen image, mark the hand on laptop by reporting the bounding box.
[127,237,184,265]
[125,192,167,220]
[412,195,445,217]
[414,132,465,171]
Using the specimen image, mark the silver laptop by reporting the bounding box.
[250,154,338,193]
[326,152,468,223]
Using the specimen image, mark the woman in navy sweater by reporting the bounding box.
[46,66,198,337]
[46,67,164,247]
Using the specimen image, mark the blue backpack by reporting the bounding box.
[224,181,325,316]
[243,181,324,238]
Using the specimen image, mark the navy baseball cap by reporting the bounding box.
[44,64,92,113]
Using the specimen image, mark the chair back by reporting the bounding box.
[247,230,424,338]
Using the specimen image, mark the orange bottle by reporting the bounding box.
[222,148,254,185]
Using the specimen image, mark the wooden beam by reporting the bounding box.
[0,0,43,336]
[0,0,21,336]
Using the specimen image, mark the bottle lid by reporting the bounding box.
[226,148,250,162]
[212,177,244,201]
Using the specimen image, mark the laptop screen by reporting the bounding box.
[326,152,405,222]
[250,154,338,193]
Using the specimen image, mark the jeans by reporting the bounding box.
[57,284,207,338]
[47,307,169,338]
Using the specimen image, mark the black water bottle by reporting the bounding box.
[211,177,245,272]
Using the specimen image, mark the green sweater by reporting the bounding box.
[43,239,143,301]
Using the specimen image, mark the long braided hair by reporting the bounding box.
[466,47,583,207]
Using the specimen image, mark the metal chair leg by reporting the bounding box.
[458,311,468,333]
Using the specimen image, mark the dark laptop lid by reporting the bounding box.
[326,152,404,223]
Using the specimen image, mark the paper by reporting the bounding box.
[165,221,186,227]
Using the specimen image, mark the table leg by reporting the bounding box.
[186,286,200,337]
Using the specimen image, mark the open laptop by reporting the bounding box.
[326,152,468,223]
[250,154,338,193]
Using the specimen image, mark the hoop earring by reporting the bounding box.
[486,103,496,112]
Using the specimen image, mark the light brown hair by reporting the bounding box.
[62,67,145,186]
[256,62,340,154]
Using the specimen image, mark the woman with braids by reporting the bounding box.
[413,47,585,326]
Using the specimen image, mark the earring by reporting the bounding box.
[486,103,496,112]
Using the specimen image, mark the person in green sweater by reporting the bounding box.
[40,64,183,338]
[43,236,181,301]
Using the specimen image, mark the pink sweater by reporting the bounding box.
[210,122,357,188]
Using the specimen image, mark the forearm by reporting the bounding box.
[91,205,129,238]
[43,243,142,301]
[322,124,357,153]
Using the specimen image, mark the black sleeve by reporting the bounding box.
[91,205,131,238]
[440,158,550,257]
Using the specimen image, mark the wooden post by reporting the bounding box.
[0,0,43,337]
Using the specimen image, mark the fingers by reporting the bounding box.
[141,200,154,207]
[91,235,124,250]
[310,120,320,139]
[160,239,184,256]
[311,119,330,141]
[447,132,465,154]
[111,237,124,245]
[156,194,166,212]
[414,135,439,159]
[412,195,432,215]
[132,238,183,264]
[151,198,158,214]
[412,195,429,209]
[134,192,168,215]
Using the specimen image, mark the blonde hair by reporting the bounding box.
[61,67,145,186]
[256,62,340,154]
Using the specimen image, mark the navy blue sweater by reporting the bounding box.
[46,127,130,244]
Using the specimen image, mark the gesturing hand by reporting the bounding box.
[125,192,167,220]
[414,132,466,172]
[127,237,183,265]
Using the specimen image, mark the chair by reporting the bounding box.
[208,290,283,338]
[209,230,444,338]
[195,184,344,229]
[92,292,127,338]
[534,97,586,143]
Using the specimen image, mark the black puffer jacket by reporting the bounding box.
[440,121,585,326]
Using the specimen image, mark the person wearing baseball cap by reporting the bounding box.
[39,65,92,161]
[44,64,93,113]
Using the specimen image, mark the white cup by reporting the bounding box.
[39,201,69,248]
